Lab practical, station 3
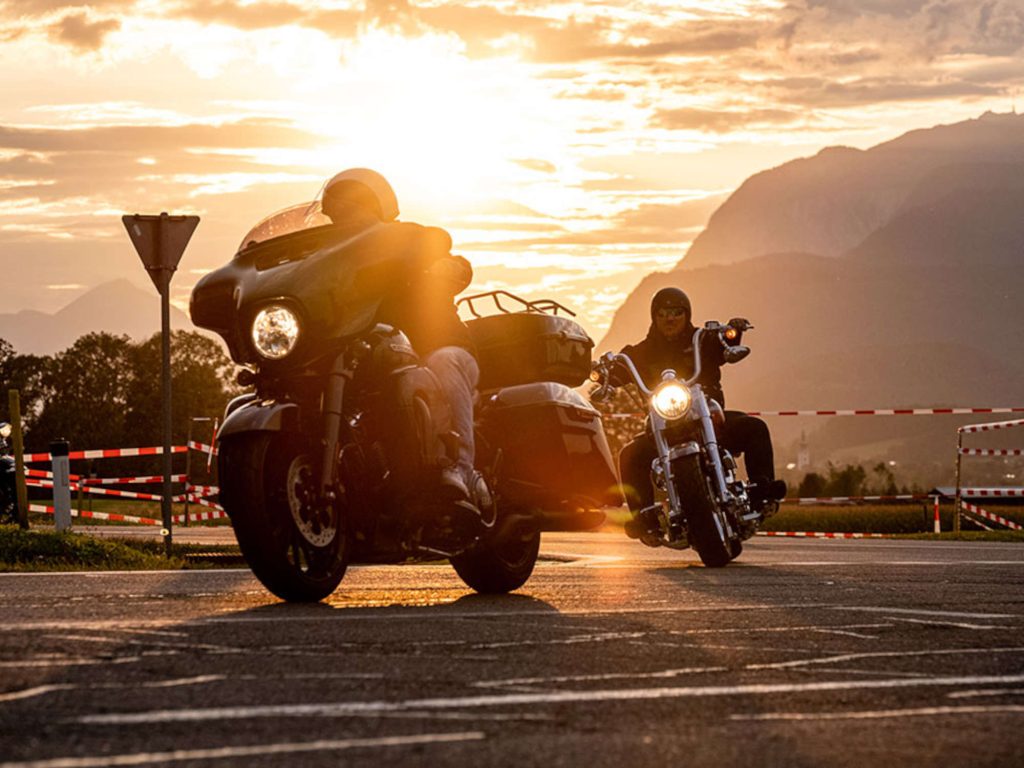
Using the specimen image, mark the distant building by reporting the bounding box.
[797,431,811,471]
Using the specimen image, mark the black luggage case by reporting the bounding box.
[466,312,594,390]
[477,382,623,517]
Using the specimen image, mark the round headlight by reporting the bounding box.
[0,423,11,439]
[651,381,692,420]
[251,305,300,360]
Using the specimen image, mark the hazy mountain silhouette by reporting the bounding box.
[0,279,192,355]
[599,112,1024,471]
[679,111,1024,271]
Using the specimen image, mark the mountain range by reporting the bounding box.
[0,279,193,355]
[599,112,1024,475]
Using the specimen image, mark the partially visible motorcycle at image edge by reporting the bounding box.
[0,422,17,524]
[190,203,622,602]
[589,319,775,567]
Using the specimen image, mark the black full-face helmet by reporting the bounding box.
[650,287,691,322]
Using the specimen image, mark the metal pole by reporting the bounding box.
[159,214,173,556]
[8,390,28,529]
[953,430,963,535]
[183,418,193,527]
[51,440,71,532]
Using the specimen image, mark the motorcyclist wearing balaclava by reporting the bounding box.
[319,168,479,505]
[617,287,786,540]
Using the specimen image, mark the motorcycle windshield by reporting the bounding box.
[237,201,331,252]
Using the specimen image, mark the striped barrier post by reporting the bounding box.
[932,495,941,534]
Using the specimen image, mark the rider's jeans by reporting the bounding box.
[425,346,480,483]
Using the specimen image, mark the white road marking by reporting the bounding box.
[0,732,485,768]
[885,616,1012,631]
[475,666,729,689]
[947,689,1024,699]
[730,704,1024,721]
[0,685,75,703]
[745,646,1024,670]
[0,676,225,704]
[0,657,142,669]
[75,673,1024,725]
[833,606,1018,619]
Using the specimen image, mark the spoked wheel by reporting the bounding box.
[450,514,540,594]
[674,454,738,568]
[219,432,349,602]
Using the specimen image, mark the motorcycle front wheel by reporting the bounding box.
[450,514,540,594]
[219,432,349,602]
[674,454,738,568]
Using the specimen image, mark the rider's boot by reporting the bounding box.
[624,504,661,541]
[750,477,787,516]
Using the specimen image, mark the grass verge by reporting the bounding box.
[0,525,239,571]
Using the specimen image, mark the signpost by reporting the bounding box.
[122,213,199,555]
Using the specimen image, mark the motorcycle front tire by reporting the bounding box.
[674,454,738,568]
[219,432,349,602]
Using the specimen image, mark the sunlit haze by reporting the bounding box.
[2,0,1021,337]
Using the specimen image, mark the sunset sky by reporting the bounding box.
[2,0,1022,337]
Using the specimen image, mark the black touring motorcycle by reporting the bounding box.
[190,205,621,602]
[589,320,769,567]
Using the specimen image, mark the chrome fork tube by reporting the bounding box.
[694,391,730,503]
[650,412,684,523]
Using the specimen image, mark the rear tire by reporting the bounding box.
[451,516,540,593]
[674,454,737,568]
[219,432,349,602]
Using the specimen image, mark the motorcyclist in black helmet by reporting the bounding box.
[617,287,786,539]
[320,168,479,503]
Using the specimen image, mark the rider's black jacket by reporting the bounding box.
[617,322,728,407]
[332,209,474,357]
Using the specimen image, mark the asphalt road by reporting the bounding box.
[1,533,1023,767]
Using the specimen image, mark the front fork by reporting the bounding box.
[653,391,733,530]
[320,351,357,503]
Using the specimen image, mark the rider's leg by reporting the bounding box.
[722,411,786,505]
[425,345,480,489]
[619,434,657,512]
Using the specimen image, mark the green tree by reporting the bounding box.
[0,338,49,433]
[27,333,135,452]
[124,331,238,446]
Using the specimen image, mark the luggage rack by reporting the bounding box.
[457,290,576,319]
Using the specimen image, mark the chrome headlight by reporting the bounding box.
[0,422,10,439]
[251,305,300,360]
[651,380,692,420]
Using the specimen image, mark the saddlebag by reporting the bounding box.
[466,313,594,390]
[476,382,623,515]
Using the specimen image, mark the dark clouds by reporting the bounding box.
[47,12,120,51]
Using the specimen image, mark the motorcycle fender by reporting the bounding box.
[667,441,700,461]
[217,400,300,440]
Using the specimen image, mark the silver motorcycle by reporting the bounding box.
[590,320,769,567]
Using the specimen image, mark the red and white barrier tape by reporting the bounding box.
[25,468,82,481]
[173,509,229,523]
[82,474,187,486]
[187,495,225,512]
[607,407,1024,419]
[959,418,1024,434]
[959,448,1024,456]
[961,488,1024,498]
[24,445,189,463]
[959,511,994,531]
[756,531,890,539]
[186,484,219,496]
[188,440,218,456]
[782,494,927,504]
[961,502,1023,531]
[31,504,163,526]
[25,478,167,502]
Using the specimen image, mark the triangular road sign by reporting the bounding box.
[122,213,200,293]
